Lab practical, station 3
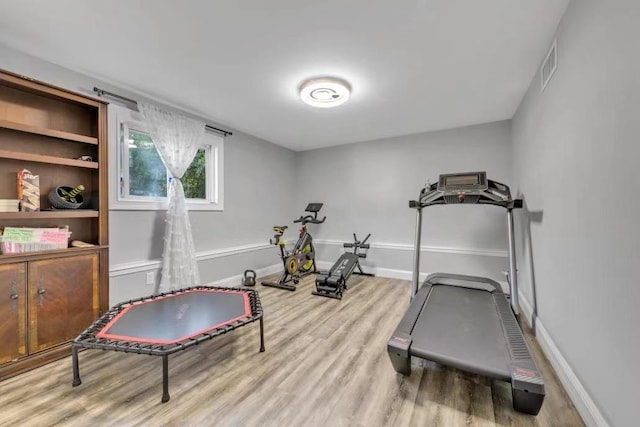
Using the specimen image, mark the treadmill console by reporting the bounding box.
[415,172,516,207]
[437,172,488,193]
[305,203,323,213]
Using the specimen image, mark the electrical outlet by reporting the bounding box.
[145,271,155,286]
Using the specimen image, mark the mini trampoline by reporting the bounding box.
[71,286,264,403]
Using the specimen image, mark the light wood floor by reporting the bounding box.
[0,274,584,426]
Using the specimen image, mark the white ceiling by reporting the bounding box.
[0,0,570,151]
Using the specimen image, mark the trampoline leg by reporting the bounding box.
[72,345,82,387]
[259,317,265,352]
[161,355,170,403]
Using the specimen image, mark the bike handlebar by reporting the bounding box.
[293,215,326,225]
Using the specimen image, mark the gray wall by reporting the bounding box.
[6,12,633,422]
[512,1,639,426]
[107,131,294,262]
[0,43,296,304]
[295,121,514,282]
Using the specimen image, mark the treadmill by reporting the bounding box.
[387,172,545,415]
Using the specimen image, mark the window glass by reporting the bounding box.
[182,148,207,200]
[109,103,225,211]
[127,129,167,198]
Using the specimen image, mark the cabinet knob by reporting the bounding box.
[37,286,46,307]
[10,292,19,313]
[10,278,19,312]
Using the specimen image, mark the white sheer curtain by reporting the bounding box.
[138,101,205,292]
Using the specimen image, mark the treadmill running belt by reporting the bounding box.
[411,285,511,380]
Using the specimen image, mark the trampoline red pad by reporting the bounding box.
[96,289,251,344]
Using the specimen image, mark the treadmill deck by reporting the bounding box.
[411,285,511,380]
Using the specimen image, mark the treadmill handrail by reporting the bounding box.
[408,172,522,315]
[410,198,523,210]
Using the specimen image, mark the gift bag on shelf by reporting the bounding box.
[17,169,40,212]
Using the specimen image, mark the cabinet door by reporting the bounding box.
[28,254,99,353]
[0,263,27,364]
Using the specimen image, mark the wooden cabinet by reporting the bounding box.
[0,256,98,363]
[29,254,99,352]
[0,70,108,380]
[0,263,27,364]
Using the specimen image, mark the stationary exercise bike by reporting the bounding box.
[313,233,374,300]
[262,203,326,291]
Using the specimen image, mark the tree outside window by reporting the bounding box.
[109,103,224,211]
[127,129,207,200]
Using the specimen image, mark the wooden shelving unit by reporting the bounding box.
[0,210,99,219]
[0,149,99,168]
[0,119,99,144]
[0,69,109,381]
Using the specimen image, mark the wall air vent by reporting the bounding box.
[541,38,557,92]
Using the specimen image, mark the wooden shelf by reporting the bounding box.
[0,70,102,108]
[0,120,98,145]
[0,245,107,264]
[0,210,99,219]
[0,149,98,169]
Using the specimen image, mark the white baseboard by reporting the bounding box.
[317,261,510,292]
[110,242,270,277]
[366,267,437,284]
[315,261,416,281]
[208,261,417,288]
[315,239,508,258]
[519,294,608,427]
[207,263,281,287]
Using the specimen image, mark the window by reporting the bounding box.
[109,104,224,211]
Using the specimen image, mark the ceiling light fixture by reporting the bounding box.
[299,77,351,108]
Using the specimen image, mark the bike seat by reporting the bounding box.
[273,225,288,233]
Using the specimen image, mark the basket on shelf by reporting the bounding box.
[0,227,72,254]
[48,185,85,209]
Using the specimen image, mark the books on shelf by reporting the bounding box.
[0,226,71,254]
[0,199,20,212]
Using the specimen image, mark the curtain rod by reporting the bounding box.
[93,87,233,137]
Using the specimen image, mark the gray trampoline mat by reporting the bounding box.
[100,291,249,343]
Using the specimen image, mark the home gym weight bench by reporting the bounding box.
[313,233,374,299]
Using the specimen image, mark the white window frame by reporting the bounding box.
[108,103,224,211]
